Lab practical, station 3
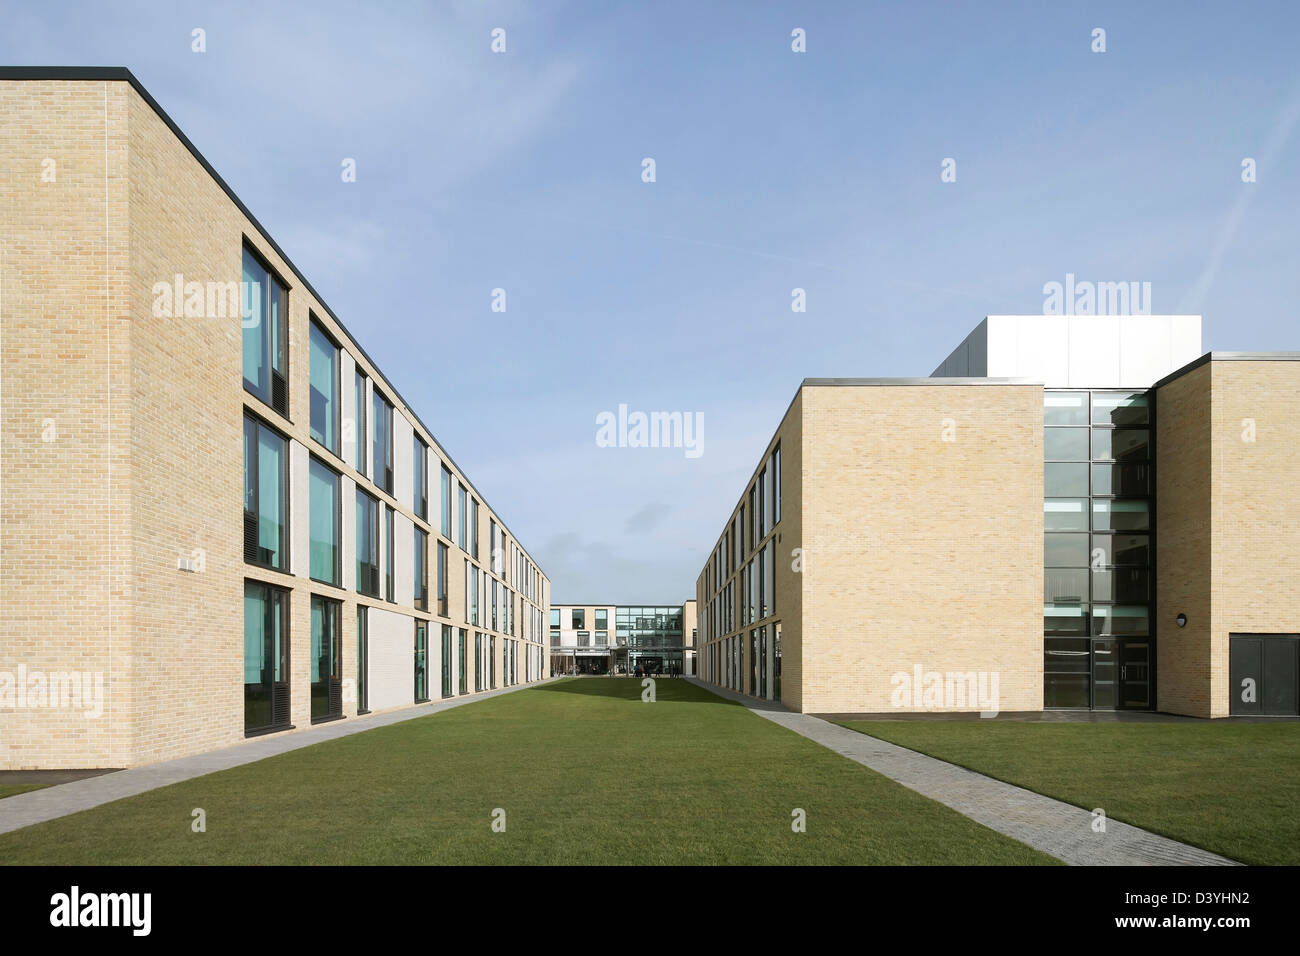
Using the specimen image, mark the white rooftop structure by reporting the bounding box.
[932,315,1203,389]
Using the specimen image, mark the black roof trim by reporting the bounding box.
[0,67,546,578]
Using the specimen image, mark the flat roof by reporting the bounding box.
[802,376,1041,387]
[1152,351,1300,389]
[0,66,546,578]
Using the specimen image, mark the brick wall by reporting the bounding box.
[799,383,1044,714]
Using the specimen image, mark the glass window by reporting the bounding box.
[440,464,452,537]
[310,596,342,722]
[572,609,585,629]
[550,608,561,628]
[1092,567,1150,604]
[1092,463,1149,496]
[578,631,590,647]
[1045,427,1090,460]
[1099,533,1150,567]
[414,528,429,611]
[413,436,428,520]
[1044,638,1090,707]
[470,566,479,626]
[356,489,379,597]
[764,539,775,617]
[244,581,289,733]
[354,370,367,477]
[1045,498,1089,532]
[458,629,468,695]
[1044,604,1089,637]
[772,445,781,525]
[441,625,453,698]
[1045,462,1089,496]
[414,621,428,702]
[1092,392,1150,426]
[384,505,395,602]
[1045,568,1088,604]
[1092,605,1149,637]
[357,606,368,713]
[308,320,339,453]
[457,483,467,550]
[1092,499,1150,532]
[308,456,340,584]
[1044,392,1088,426]
[471,498,480,560]
[241,247,288,415]
[1044,532,1089,567]
[595,608,607,629]
[243,416,287,571]
[1093,428,1149,462]
[437,541,448,616]
[372,390,393,493]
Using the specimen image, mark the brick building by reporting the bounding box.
[0,68,551,770]
[695,316,1300,718]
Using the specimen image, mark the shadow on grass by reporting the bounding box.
[528,677,740,705]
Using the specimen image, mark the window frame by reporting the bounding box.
[307,453,341,586]
[308,316,341,457]
[241,243,290,417]
[243,412,290,573]
[355,487,380,598]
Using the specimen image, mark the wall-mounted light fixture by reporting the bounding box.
[1176,613,1188,628]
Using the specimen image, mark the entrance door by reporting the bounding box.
[1117,639,1151,709]
[1092,639,1117,709]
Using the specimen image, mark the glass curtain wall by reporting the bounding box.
[1044,390,1153,709]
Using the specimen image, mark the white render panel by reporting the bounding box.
[937,315,1202,388]
[341,350,357,471]
[1118,315,1173,388]
[1007,316,1069,384]
[1066,315,1121,386]
[1169,315,1204,374]
[396,511,415,607]
[369,606,412,711]
[341,475,356,591]
[394,412,414,514]
[289,439,309,577]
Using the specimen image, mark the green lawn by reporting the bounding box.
[836,720,1300,866]
[0,679,1056,865]
[0,784,49,800]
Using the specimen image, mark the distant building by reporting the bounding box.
[550,603,697,676]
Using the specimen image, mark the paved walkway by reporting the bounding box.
[0,678,558,837]
[688,679,1240,866]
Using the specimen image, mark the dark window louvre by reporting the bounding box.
[272,682,290,727]
[272,371,288,416]
[243,510,258,562]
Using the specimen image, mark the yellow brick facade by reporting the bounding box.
[1155,358,1300,717]
[697,381,1044,715]
[0,75,550,769]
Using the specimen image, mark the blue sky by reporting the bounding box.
[4,1,1298,601]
